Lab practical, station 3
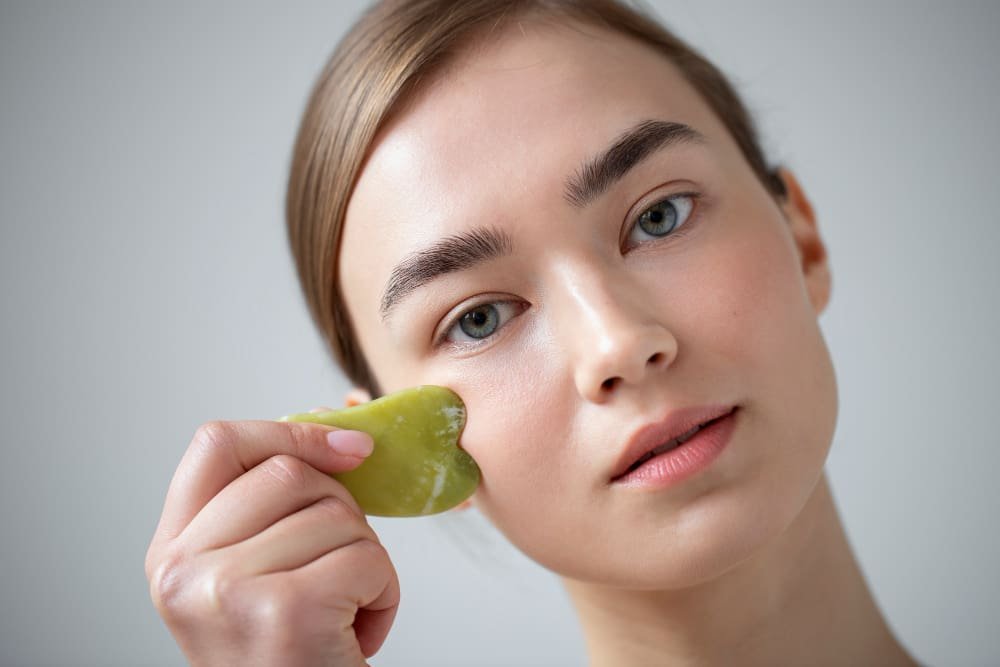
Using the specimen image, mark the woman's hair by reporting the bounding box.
[286,0,787,398]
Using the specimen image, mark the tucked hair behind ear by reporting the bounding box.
[286,0,786,397]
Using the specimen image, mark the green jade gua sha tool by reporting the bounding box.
[279,386,480,517]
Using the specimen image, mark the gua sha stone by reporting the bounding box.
[279,386,479,517]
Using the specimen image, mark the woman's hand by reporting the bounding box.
[144,416,400,667]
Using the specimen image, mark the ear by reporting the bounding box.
[344,387,373,407]
[776,167,832,314]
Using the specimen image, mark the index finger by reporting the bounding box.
[151,420,371,544]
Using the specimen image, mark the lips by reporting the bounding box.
[610,405,738,482]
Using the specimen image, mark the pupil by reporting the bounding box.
[639,200,676,236]
[459,304,500,339]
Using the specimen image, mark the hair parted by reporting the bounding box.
[285,0,787,398]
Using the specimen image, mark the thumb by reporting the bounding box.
[324,428,375,461]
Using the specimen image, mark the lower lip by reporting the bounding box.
[612,408,739,489]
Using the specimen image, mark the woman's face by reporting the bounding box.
[339,21,837,588]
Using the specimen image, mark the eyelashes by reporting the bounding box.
[433,298,527,349]
[442,300,524,344]
[434,188,703,350]
[622,192,699,251]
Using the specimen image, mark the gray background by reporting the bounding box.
[1,1,998,665]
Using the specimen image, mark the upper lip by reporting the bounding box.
[609,404,737,482]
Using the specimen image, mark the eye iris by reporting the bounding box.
[639,200,677,236]
[459,305,499,339]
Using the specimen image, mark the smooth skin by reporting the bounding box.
[144,419,399,665]
[338,19,919,667]
[146,18,919,667]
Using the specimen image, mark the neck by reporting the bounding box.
[561,472,918,667]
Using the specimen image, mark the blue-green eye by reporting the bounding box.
[445,301,523,344]
[460,304,498,338]
[626,193,695,246]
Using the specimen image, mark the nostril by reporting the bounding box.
[647,352,664,366]
[601,377,618,392]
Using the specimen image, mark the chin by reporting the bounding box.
[552,473,820,592]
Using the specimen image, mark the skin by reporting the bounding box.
[145,418,399,665]
[339,19,919,667]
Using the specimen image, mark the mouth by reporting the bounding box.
[611,405,738,482]
[624,416,724,473]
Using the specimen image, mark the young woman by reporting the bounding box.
[146,1,922,664]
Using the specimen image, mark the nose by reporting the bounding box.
[554,264,678,403]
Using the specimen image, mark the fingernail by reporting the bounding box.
[326,430,374,457]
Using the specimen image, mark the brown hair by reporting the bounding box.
[285,0,787,398]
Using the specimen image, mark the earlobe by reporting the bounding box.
[776,167,832,314]
[344,387,373,407]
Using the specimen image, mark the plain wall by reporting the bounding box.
[1,1,998,665]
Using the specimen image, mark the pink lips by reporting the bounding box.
[610,405,738,483]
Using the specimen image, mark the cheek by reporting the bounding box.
[434,345,569,497]
[707,212,839,484]
[421,333,589,543]
[699,211,824,385]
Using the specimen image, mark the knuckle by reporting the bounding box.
[192,420,237,455]
[340,484,366,516]
[250,587,302,631]
[313,495,360,523]
[201,562,245,616]
[262,454,310,491]
[282,421,316,458]
[345,536,390,568]
[148,546,190,619]
[315,495,371,530]
[337,539,399,600]
[148,547,249,625]
[323,479,366,519]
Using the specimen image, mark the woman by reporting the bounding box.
[145,1,922,664]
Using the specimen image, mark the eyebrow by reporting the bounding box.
[563,119,706,208]
[378,119,706,321]
[380,226,513,320]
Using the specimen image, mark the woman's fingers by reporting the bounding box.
[180,456,371,553]
[146,417,399,667]
[288,538,400,659]
[158,536,397,667]
[191,540,399,665]
[219,495,379,574]
[150,419,371,549]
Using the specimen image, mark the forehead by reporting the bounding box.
[345,21,728,238]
